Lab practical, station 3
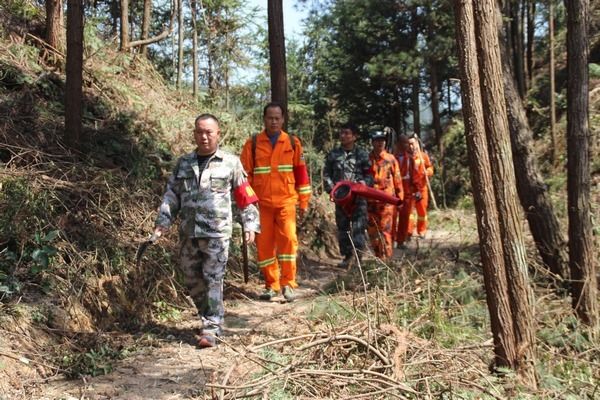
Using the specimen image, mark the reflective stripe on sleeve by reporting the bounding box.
[277,165,294,172]
[254,166,271,174]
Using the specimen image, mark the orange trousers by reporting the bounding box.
[255,204,298,291]
[396,188,429,244]
[367,203,395,259]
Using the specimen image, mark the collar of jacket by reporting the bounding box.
[190,148,225,160]
[259,129,289,143]
[370,149,388,160]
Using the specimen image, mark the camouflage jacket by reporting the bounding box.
[323,145,373,194]
[155,149,260,238]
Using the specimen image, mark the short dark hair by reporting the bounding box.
[263,102,286,117]
[408,132,419,140]
[340,122,359,136]
[195,113,219,126]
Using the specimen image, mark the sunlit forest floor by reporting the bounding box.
[1,11,599,398]
[3,209,597,399]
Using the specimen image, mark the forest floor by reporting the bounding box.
[27,219,479,400]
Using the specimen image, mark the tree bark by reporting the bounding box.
[526,0,535,84]
[430,61,442,145]
[501,18,569,282]
[46,0,64,52]
[412,78,421,136]
[65,0,84,148]
[454,0,517,371]
[473,0,537,388]
[509,0,526,98]
[190,0,198,97]
[119,0,129,51]
[140,0,152,56]
[110,0,119,36]
[176,0,184,89]
[565,0,598,328]
[549,0,557,165]
[267,0,288,111]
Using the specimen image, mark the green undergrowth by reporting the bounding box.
[309,234,598,397]
[0,17,251,383]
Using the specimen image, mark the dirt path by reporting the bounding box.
[36,215,477,400]
[37,258,342,400]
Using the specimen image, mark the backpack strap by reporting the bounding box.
[252,134,258,168]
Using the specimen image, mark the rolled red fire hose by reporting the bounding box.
[330,180,402,216]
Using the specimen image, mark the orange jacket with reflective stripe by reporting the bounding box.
[368,150,404,202]
[240,130,311,209]
[408,150,433,192]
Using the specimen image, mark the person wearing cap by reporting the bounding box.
[367,130,403,259]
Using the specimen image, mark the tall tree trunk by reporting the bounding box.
[473,0,537,387]
[46,0,64,52]
[176,0,183,89]
[119,0,129,50]
[267,0,288,111]
[501,37,569,282]
[430,61,442,145]
[65,0,84,148]
[140,0,152,56]
[411,7,420,136]
[207,40,215,94]
[509,0,526,98]
[454,0,517,372]
[110,0,119,36]
[412,78,421,136]
[126,0,177,49]
[549,0,557,165]
[526,0,535,84]
[520,0,527,90]
[565,0,598,327]
[190,0,198,97]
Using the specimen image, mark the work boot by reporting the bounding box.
[259,288,277,301]
[282,286,295,302]
[196,332,218,348]
[338,255,353,269]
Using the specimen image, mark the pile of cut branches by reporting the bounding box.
[210,320,500,399]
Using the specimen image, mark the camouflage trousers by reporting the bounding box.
[179,236,230,336]
[335,198,368,258]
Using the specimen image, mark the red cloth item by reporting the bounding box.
[233,180,259,208]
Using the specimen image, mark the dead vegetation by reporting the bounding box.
[1,10,599,400]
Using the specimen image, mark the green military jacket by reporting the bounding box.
[323,145,373,194]
[156,148,260,238]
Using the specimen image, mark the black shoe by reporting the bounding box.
[259,288,278,301]
[338,255,354,269]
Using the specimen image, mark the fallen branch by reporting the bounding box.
[296,334,391,366]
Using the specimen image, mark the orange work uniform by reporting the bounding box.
[240,130,311,291]
[367,150,403,259]
[396,150,433,244]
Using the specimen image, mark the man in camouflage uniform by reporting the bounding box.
[323,123,373,268]
[154,113,260,348]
